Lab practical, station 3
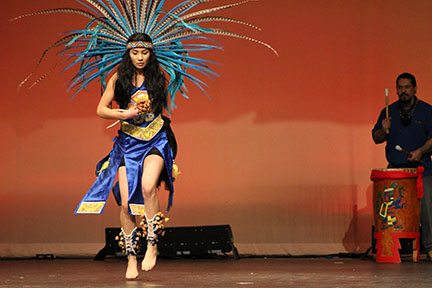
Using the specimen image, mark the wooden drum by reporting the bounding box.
[370,168,423,263]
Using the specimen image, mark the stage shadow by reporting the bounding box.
[342,184,374,253]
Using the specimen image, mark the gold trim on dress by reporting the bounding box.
[76,202,105,214]
[121,114,164,141]
[129,204,145,215]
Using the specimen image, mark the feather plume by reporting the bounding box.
[10,8,95,22]
[106,0,132,35]
[186,16,260,30]
[151,0,213,36]
[181,0,252,21]
[11,8,127,41]
[15,0,278,107]
[158,28,278,56]
[138,0,149,32]
[84,0,127,35]
[128,0,138,31]
[117,0,135,33]
[18,33,82,88]
[160,16,260,39]
[29,62,59,89]
[143,0,162,33]
[145,0,164,33]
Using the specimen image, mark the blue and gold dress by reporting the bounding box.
[75,82,174,215]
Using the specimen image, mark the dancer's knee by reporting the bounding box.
[142,184,156,199]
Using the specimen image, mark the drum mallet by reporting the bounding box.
[385,88,389,134]
[395,145,411,156]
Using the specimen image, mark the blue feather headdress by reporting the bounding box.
[12,0,278,111]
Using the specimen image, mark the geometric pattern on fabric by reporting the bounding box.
[126,41,153,49]
[130,90,149,104]
[75,202,105,214]
[129,204,145,216]
[121,114,164,141]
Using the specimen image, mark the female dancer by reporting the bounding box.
[80,32,174,279]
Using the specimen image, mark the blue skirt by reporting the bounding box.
[75,129,174,215]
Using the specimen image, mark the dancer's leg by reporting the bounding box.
[140,154,164,271]
[118,166,138,279]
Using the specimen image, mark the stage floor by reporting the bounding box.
[2,257,432,287]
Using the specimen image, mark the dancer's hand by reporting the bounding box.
[121,107,140,120]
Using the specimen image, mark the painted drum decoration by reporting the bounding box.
[370,168,424,263]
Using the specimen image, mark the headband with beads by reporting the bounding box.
[127,41,154,50]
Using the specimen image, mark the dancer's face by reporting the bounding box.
[129,48,150,70]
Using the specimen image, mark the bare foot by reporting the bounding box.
[126,255,139,279]
[141,244,158,271]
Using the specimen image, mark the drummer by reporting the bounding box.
[372,72,432,260]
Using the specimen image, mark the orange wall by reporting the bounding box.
[1,0,432,256]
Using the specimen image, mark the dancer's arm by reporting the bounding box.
[96,73,139,120]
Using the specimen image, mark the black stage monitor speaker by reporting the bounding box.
[95,225,239,260]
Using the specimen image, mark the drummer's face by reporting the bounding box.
[397,78,416,104]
